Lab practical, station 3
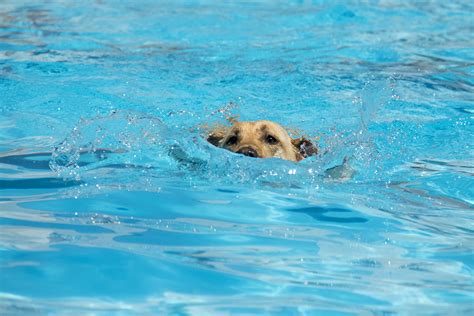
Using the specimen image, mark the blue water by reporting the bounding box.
[1,1,473,315]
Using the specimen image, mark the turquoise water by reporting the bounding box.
[1,1,473,315]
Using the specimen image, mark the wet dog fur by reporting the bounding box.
[207,120,317,162]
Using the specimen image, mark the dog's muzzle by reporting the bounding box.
[236,146,259,158]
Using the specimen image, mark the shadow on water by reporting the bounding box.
[287,205,368,223]
[0,177,82,189]
[0,149,130,189]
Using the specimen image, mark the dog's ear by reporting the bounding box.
[291,137,318,161]
[207,126,229,147]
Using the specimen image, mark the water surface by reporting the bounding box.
[0,1,473,315]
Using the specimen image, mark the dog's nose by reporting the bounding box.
[237,147,259,158]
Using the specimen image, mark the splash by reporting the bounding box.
[49,82,395,197]
[49,109,326,193]
[49,110,171,182]
[321,77,396,181]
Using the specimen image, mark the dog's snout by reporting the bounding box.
[237,147,259,158]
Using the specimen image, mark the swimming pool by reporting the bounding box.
[1,1,473,314]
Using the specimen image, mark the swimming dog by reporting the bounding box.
[207,120,317,162]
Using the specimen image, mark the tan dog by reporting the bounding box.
[207,120,317,162]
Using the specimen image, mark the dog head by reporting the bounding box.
[207,120,317,162]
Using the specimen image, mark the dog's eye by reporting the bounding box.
[226,135,238,146]
[265,135,279,145]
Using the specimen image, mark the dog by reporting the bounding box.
[207,120,317,162]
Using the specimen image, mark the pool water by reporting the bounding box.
[1,1,473,315]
